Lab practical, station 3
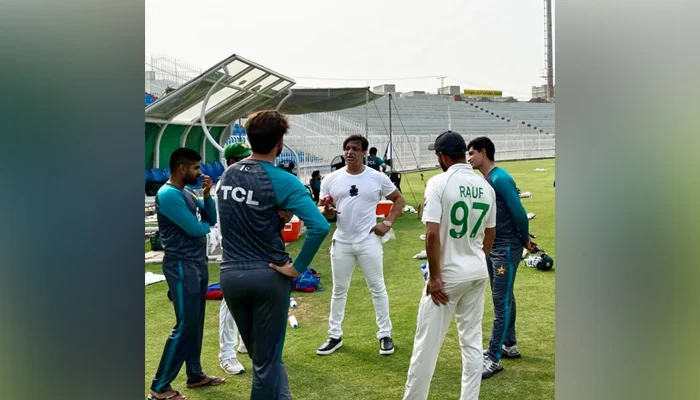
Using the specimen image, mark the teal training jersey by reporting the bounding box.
[483,167,529,247]
[155,183,217,263]
[218,159,330,273]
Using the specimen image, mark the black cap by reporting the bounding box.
[428,130,467,155]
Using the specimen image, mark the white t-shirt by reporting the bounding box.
[422,163,496,283]
[320,166,398,243]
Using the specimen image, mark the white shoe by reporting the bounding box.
[238,341,248,354]
[220,358,245,375]
[484,344,521,358]
[482,356,503,379]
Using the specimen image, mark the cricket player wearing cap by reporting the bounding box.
[466,136,535,379]
[403,131,496,400]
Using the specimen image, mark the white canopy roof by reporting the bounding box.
[145,54,295,126]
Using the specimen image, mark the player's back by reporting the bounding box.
[423,163,496,282]
[217,159,288,271]
[366,155,381,171]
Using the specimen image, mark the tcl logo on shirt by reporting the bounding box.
[218,186,260,206]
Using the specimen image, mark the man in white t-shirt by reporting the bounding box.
[316,134,405,356]
[403,131,496,400]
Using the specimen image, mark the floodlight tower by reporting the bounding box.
[437,76,451,130]
[543,0,554,100]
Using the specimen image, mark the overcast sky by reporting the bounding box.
[145,0,555,99]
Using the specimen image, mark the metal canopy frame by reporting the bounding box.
[146,54,296,167]
[145,55,383,170]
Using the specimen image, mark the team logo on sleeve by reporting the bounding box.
[349,185,359,197]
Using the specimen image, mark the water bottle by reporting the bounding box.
[290,297,298,308]
[288,315,298,328]
[420,263,429,281]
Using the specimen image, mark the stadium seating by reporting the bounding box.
[144,160,226,195]
[150,168,167,182]
[212,161,225,179]
[333,97,555,136]
[275,150,322,165]
[200,163,212,178]
[145,93,156,107]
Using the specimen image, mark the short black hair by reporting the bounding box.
[343,134,369,151]
[245,110,289,154]
[369,147,378,155]
[467,136,496,161]
[169,147,202,170]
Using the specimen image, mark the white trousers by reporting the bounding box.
[219,299,240,361]
[207,226,222,256]
[403,278,488,400]
[328,234,392,340]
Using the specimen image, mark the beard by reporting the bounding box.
[184,174,199,185]
[439,157,447,172]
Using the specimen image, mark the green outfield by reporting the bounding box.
[145,158,555,399]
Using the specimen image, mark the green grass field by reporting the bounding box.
[145,158,555,399]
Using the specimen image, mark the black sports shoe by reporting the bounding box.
[316,337,343,355]
[379,337,395,355]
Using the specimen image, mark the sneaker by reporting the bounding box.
[316,337,343,355]
[220,358,245,375]
[237,341,247,354]
[501,344,521,358]
[482,357,504,379]
[483,344,522,359]
[379,337,395,355]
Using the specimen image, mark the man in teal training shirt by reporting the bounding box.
[149,148,226,400]
[467,137,536,379]
[218,110,330,399]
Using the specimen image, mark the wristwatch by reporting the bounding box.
[382,220,393,227]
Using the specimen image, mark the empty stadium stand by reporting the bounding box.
[332,97,555,137]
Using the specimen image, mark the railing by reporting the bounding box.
[287,112,383,139]
[281,132,555,184]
